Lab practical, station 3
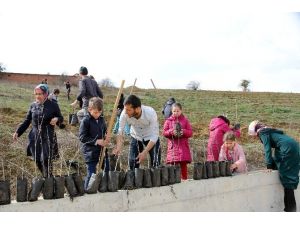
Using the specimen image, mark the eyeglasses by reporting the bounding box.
[34,93,44,96]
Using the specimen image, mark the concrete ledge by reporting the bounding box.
[1,171,299,211]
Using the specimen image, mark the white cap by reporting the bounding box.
[248,120,259,136]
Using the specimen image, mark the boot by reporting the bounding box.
[284,188,297,212]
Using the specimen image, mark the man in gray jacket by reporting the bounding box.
[71,66,103,122]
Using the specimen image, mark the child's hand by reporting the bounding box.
[50,117,58,126]
[113,147,121,156]
[230,163,238,172]
[96,139,106,147]
[13,132,18,141]
[173,129,178,136]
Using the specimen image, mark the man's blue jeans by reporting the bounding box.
[128,137,161,170]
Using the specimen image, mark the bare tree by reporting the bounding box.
[240,79,251,92]
[186,80,200,90]
[0,63,6,72]
[99,78,115,88]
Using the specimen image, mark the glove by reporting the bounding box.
[233,123,240,130]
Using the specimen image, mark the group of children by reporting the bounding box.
[162,99,247,181]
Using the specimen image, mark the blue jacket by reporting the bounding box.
[79,113,107,163]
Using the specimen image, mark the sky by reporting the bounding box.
[1,0,300,92]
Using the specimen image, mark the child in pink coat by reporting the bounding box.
[206,115,241,161]
[219,131,247,173]
[163,103,193,180]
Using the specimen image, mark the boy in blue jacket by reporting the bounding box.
[79,97,110,190]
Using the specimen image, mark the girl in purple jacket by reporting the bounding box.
[163,103,193,180]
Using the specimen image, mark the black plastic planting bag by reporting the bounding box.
[219,161,227,177]
[124,170,135,190]
[54,176,65,199]
[202,162,208,179]
[70,113,78,126]
[98,172,108,193]
[0,180,11,205]
[143,168,152,188]
[108,171,119,192]
[160,166,169,186]
[28,177,45,202]
[212,161,220,178]
[174,164,181,183]
[205,161,213,178]
[168,165,176,185]
[193,162,203,180]
[72,173,84,196]
[65,175,78,198]
[151,167,161,187]
[226,161,233,176]
[68,113,73,124]
[42,177,54,199]
[118,170,126,189]
[109,155,120,171]
[16,177,28,202]
[86,173,101,194]
[134,168,144,188]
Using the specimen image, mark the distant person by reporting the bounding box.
[65,81,71,100]
[113,93,130,135]
[48,88,60,103]
[206,115,241,161]
[248,120,300,212]
[163,103,193,180]
[12,84,64,178]
[162,97,176,119]
[113,95,161,170]
[41,78,48,84]
[71,66,103,122]
[79,97,110,190]
[219,131,247,174]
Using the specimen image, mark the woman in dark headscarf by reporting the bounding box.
[13,84,64,177]
[248,120,300,212]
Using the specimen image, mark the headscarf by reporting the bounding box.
[248,120,268,136]
[248,120,259,136]
[35,84,49,97]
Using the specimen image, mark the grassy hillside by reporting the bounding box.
[1,81,300,196]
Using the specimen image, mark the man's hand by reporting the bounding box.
[70,101,77,108]
[136,150,147,164]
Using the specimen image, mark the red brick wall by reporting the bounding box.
[0,72,78,86]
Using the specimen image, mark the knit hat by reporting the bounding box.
[248,120,259,136]
[35,84,49,96]
[79,66,88,75]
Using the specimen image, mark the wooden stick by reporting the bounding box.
[130,78,137,94]
[98,80,125,172]
[150,79,157,89]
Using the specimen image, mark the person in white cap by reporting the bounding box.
[248,120,300,212]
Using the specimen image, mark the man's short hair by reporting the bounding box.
[124,95,141,108]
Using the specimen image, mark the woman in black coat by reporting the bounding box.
[13,84,64,178]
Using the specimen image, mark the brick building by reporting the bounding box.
[0,72,78,86]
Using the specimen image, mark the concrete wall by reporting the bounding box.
[1,170,299,212]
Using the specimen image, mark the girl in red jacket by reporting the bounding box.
[163,103,193,180]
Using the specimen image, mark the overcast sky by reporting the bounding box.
[1,0,300,92]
